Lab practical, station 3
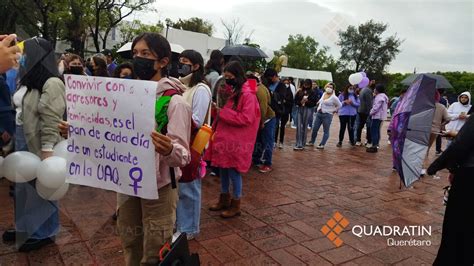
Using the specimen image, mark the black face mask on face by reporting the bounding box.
[225,78,237,87]
[133,56,158,80]
[69,66,83,75]
[177,63,193,77]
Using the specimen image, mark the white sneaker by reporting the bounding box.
[355,141,362,146]
[316,145,324,149]
[291,125,296,129]
[307,126,312,130]
[278,143,283,149]
[420,169,426,176]
[172,231,181,243]
[433,175,441,180]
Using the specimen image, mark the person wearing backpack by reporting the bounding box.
[263,68,293,149]
[174,50,212,241]
[206,61,260,218]
[2,37,66,252]
[117,33,192,265]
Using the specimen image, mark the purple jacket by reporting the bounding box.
[370,93,389,120]
[338,93,360,116]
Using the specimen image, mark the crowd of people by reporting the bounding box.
[0,32,473,265]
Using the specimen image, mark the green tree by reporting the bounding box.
[280,34,333,70]
[337,20,402,74]
[120,20,164,43]
[9,0,69,49]
[167,17,214,36]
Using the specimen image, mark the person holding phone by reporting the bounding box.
[0,34,21,73]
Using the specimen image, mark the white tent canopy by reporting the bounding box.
[279,67,333,81]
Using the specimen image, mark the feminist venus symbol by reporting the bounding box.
[129,167,143,195]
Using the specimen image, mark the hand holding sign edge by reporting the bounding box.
[151,131,173,156]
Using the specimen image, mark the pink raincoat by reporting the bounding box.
[205,79,260,173]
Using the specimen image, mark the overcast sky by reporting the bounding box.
[132,0,473,73]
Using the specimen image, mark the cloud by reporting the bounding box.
[136,0,473,73]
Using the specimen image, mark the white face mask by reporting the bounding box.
[285,84,290,88]
[325,88,333,94]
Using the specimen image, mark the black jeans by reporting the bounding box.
[356,112,372,144]
[275,113,290,144]
[436,135,443,152]
[339,115,356,144]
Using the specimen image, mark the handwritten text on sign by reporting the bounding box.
[65,75,158,199]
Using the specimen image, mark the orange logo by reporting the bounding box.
[321,211,349,247]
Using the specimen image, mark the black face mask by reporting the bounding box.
[178,63,192,77]
[70,66,83,75]
[133,56,157,80]
[225,78,237,87]
[86,65,94,74]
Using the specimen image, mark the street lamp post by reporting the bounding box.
[165,23,170,39]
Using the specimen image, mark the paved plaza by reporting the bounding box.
[0,120,448,265]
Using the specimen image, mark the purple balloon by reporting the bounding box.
[358,77,369,88]
[360,72,367,78]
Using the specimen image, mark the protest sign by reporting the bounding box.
[64,74,159,199]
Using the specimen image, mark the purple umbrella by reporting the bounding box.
[389,75,437,187]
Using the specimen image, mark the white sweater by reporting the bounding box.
[317,93,342,114]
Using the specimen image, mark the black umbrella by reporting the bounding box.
[221,44,268,59]
[401,73,453,89]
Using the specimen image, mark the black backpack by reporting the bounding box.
[268,85,285,116]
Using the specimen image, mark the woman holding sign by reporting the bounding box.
[206,61,260,218]
[116,32,191,265]
[174,49,212,241]
[2,37,66,252]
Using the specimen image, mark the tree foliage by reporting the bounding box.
[120,20,164,43]
[279,34,334,71]
[338,20,402,74]
[221,18,245,45]
[166,17,213,36]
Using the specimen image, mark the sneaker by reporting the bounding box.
[278,143,283,149]
[420,169,426,176]
[291,125,296,129]
[307,126,312,130]
[305,143,314,147]
[392,167,397,172]
[316,145,324,149]
[435,150,442,156]
[355,141,362,146]
[365,143,371,148]
[293,146,303,150]
[19,237,54,252]
[258,165,272,173]
[209,171,217,176]
[387,140,391,145]
[336,142,342,148]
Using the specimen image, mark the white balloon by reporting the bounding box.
[3,152,41,183]
[36,156,67,189]
[0,156,4,179]
[349,73,364,85]
[53,140,68,159]
[36,180,69,201]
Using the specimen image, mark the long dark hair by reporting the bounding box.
[180,49,205,88]
[223,61,246,109]
[92,56,109,77]
[132,32,171,77]
[205,50,224,75]
[20,37,59,92]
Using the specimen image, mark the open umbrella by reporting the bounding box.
[221,44,268,59]
[401,73,452,89]
[390,74,437,187]
[117,42,185,59]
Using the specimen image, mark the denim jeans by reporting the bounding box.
[220,168,242,199]
[253,117,276,166]
[14,126,59,241]
[310,112,333,146]
[307,107,315,128]
[291,106,298,126]
[370,119,382,146]
[176,179,202,234]
[295,107,313,148]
